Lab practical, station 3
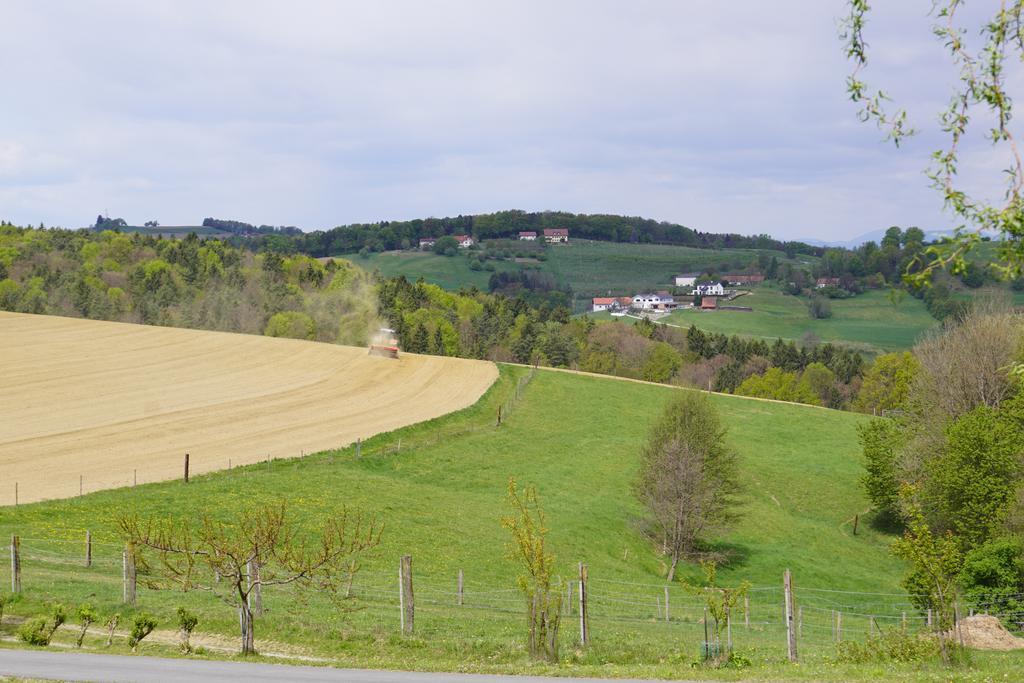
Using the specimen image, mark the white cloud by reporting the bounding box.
[0,0,1011,239]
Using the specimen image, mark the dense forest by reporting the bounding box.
[220,209,825,258]
[0,224,378,345]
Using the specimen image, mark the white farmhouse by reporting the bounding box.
[632,291,675,310]
[694,281,725,296]
[452,235,475,248]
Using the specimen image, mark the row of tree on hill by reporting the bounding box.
[217,209,825,258]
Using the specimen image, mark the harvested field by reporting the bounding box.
[0,312,497,505]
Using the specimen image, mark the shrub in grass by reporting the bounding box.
[75,603,97,647]
[18,604,66,646]
[834,629,940,664]
[17,617,51,646]
[176,607,198,653]
[104,613,120,648]
[128,613,157,651]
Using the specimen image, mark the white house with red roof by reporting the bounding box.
[518,231,537,241]
[543,228,569,243]
[452,235,475,248]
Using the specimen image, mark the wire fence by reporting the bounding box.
[4,534,1020,661]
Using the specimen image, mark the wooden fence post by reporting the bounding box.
[664,586,670,622]
[356,439,362,458]
[133,469,137,487]
[927,608,933,629]
[248,559,263,617]
[798,605,803,639]
[457,569,464,606]
[399,555,414,634]
[10,535,21,594]
[79,475,83,496]
[566,581,573,615]
[784,568,797,662]
[123,543,136,605]
[578,562,589,646]
[901,611,907,633]
[837,611,843,642]
[85,530,92,568]
[184,453,190,483]
[745,595,750,629]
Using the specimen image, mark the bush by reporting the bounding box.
[17,617,52,646]
[176,606,199,653]
[808,295,832,319]
[76,602,97,647]
[833,629,940,664]
[128,613,157,651]
[18,604,66,646]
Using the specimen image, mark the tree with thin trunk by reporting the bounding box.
[501,479,563,662]
[117,502,382,655]
[634,391,741,581]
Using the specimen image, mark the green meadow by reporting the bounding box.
[0,365,968,679]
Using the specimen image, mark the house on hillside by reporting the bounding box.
[724,274,765,286]
[543,228,569,243]
[694,281,725,296]
[632,291,676,310]
[419,237,436,249]
[592,296,632,312]
[518,231,538,241]
[674,272,700,287]
[816,277,840,289]
[701,296,718,310]
[452,235,475,248]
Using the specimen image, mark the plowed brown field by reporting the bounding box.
[0,312,497,505]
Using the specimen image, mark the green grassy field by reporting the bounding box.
[542,240,812,301]
[592,286,937,354]
[2,365,978,679]
[348,240,815,302]
[352,250,521,290]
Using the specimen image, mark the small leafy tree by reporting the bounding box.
[104,613,120,648]
[128,613,157,651]
[118,502,381,655]
[634,392,742,580]
[176,607,199,653]
[808,295,832,320]
[75,603,97,648]
[683,561,750,664]
[858,419,906,525]
[501,479,563,662]
[892,487,963,665]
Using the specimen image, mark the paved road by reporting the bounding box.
[0,649,686,683]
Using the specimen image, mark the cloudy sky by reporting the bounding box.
[0,1,1013,240]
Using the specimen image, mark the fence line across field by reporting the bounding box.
[5,535,1015,661]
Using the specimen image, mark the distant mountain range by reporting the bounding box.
[799,227,997,249]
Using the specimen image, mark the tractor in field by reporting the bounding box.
[368,327,400,359]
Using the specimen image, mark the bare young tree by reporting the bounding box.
[634,392,741,581]
[118,502,382,654]
[911,298,1023,420]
